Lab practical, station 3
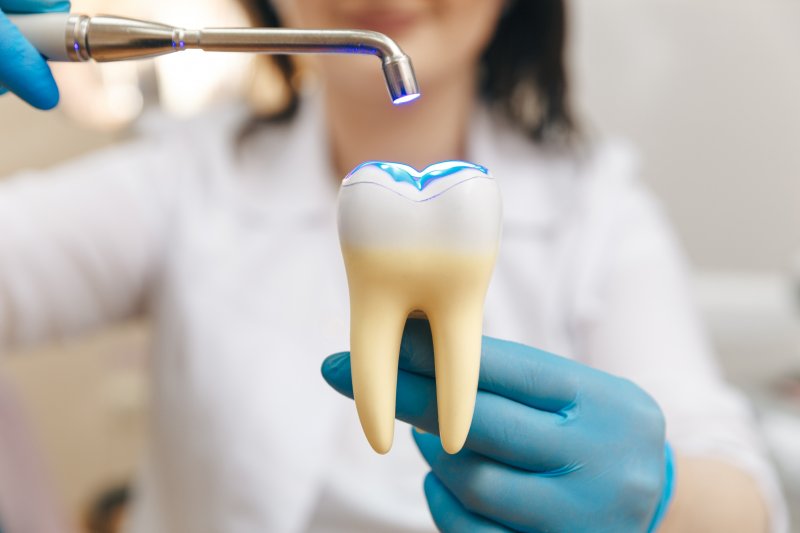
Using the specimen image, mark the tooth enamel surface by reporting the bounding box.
[337,161,502,454]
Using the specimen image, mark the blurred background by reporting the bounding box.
[1,0,799,531]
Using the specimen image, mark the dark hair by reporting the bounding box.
[239,0,575,145]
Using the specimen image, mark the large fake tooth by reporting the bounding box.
[337,161,502,454]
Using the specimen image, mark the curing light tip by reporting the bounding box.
[393,94,421,105]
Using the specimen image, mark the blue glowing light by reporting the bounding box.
[347,161,488,191]
[179,40,185,48]
[73,42,79,51]
[393,93,421,105]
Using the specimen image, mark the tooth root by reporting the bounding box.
[349,286,408,454]
[343,248,495,455]
[428,294,485,455]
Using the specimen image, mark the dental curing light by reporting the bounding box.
[9,13,420,105]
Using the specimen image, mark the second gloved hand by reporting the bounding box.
[0,0,69,109]
[322,319,674,533]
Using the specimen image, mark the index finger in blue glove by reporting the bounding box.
[0,0,69,14]
[397,319,580,413]
[423,473,514,533]
[0,6,67,109]
[323,351,578,472]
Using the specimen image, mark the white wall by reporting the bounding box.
[571,0,800,272]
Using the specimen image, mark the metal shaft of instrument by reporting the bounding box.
[183,28,403,60]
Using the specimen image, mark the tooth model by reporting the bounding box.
[337,161,502,454]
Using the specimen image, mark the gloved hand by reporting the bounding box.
[0,0,69,109]
[322,319,675,533]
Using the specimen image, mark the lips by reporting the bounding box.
[337,161,502,454]
[337,4,424,35]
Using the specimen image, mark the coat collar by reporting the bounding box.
[467,105,581,234]
[238,91,581,233]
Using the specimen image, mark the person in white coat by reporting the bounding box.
[0,0,788,532]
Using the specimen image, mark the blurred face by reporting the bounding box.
[274,0,506,102]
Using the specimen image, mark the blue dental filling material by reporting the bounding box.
[346,161,488,191]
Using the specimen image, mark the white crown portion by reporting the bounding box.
[338,161,502,252]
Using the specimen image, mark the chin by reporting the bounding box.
[318,56,403,105]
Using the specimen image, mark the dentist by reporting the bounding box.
[0,0,787,532]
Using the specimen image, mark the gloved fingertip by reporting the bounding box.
[32,86,59,109]
[320,352,354,396]
[6,76,59,110]
[423,471,442,497]
[20,77,59,110]
[35,0,71,12]
[0,12,62,110]
[52,1,71,12]
[2,0,71,13]
[321,352,349,376]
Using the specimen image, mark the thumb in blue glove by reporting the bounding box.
[322,319,675,533]
[0,0,70,109]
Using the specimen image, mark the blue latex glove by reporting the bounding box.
[322,319,675,533]
[0,0,70,109]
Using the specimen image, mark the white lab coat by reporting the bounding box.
[0,94,788,533]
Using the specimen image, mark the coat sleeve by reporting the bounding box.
[0,131,182,352]
[0,375,70,533]
[570,144,789,533]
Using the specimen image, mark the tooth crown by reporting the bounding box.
[337,160,502,455]
[339,161,501,252]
